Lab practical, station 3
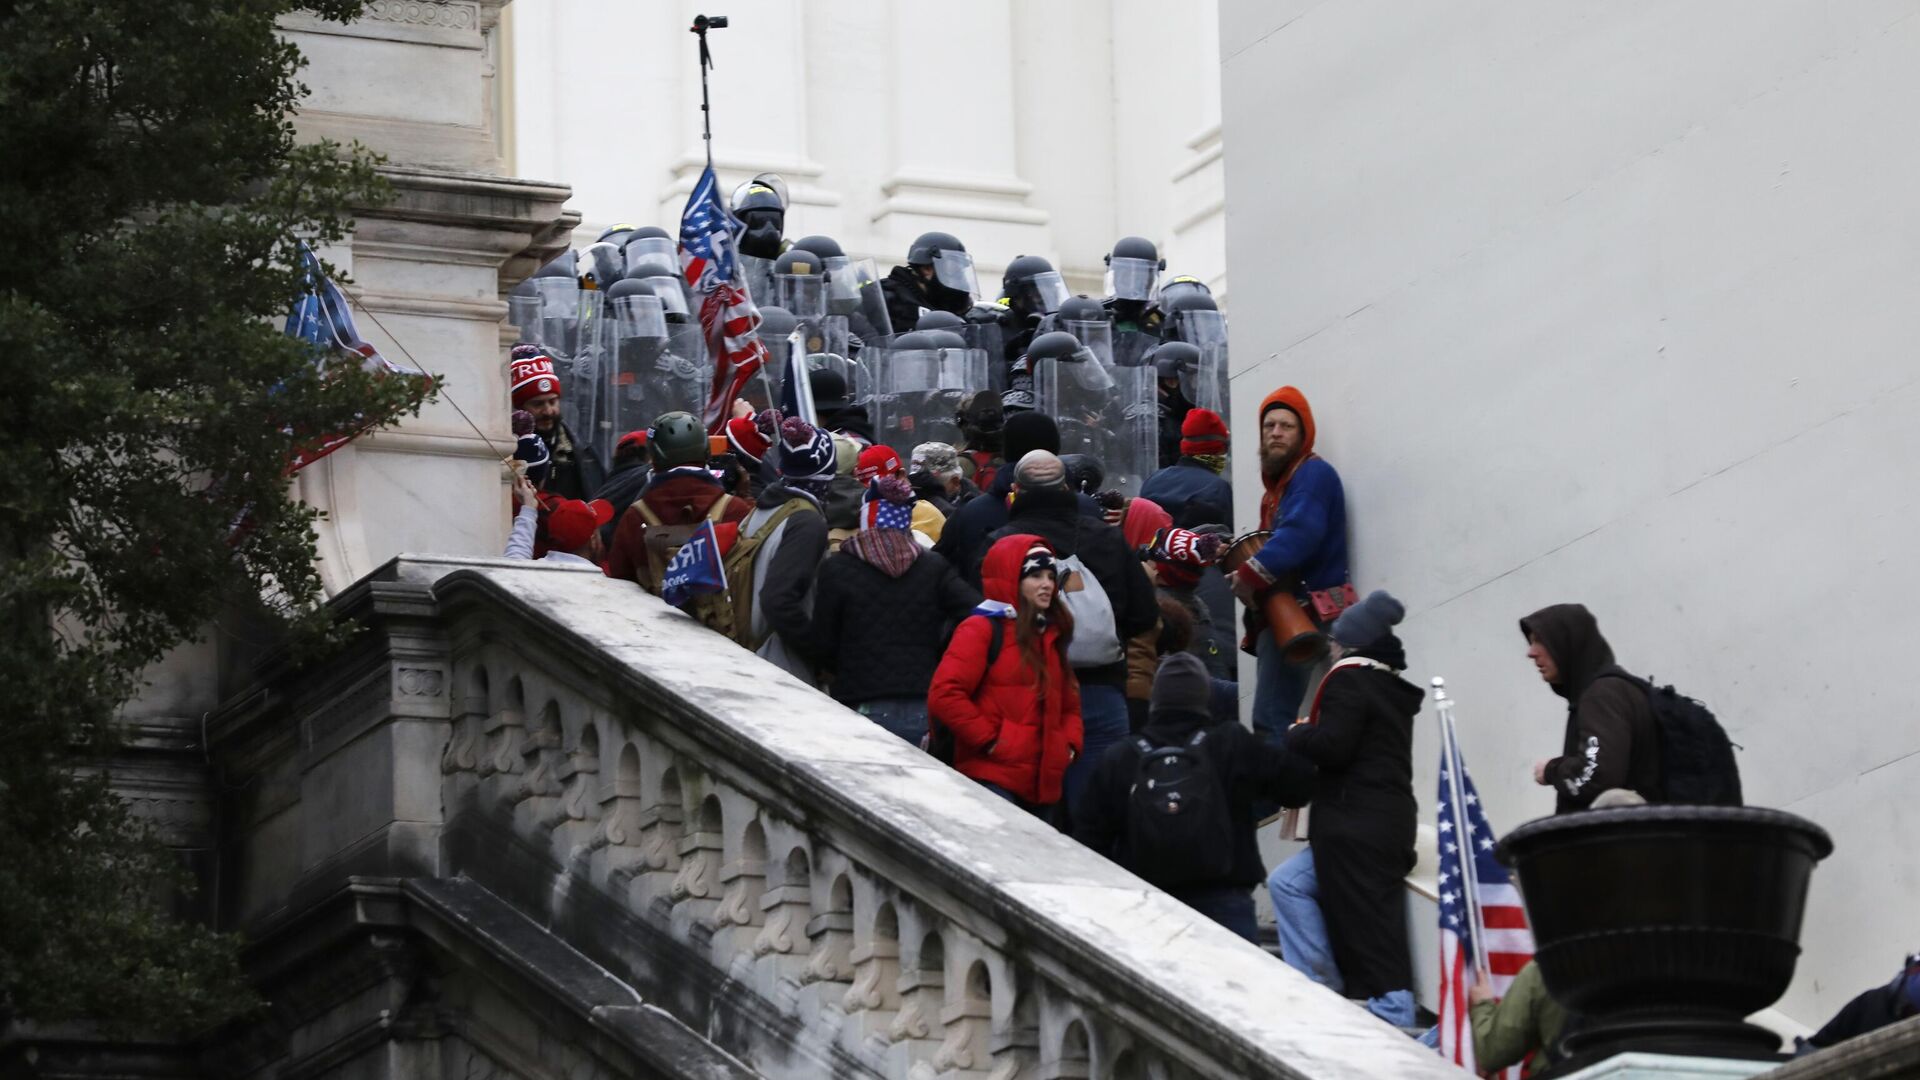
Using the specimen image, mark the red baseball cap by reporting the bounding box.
[545,498,613,551]
[855,444,903,484]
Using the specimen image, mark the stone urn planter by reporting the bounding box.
[1497,805,1832,1068]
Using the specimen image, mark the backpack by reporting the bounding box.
[1606,672,1743,806]
[926,617,1007,766]
[1056,552,1122,668]
[1125,729,1235,889]
[634,496,737,629]
[721,498,817,650]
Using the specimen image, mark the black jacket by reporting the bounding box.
[590,460,652,544]
[1072,707,1313,889]
[544,421,607,502]
[806,546,980,705]
[932,469,1099,588]
[1287,636,1420,1000]
[1521,604,1661,813]
[751,481,830,654]
[1804,981,1915,1050]
[989,486,1159,688]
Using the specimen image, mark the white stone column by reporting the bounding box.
[874,0,1049,278]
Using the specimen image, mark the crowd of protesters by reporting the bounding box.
[494,227,1907,1065]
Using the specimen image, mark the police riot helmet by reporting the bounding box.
[792,235,845,260]
[1104,235,1164,302]
[1056,295,1108,325]
[1149,340,1201,381]
[914,309,967,332]
[597,222,640,247]
[1002,254,1069,318]
[758,305,798,341]
[908,231,966,265]
[533,249,577,278]
[1026,330,1090,365]
[1059,453,1105,495]
[731,174,788,260]
[1158,275,1216,313]
[773,248,825,277]
[647,411,709,469]
[923,329,968,350]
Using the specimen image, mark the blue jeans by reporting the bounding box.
[979,780,1049,819]
[857,697,927,744]
[1253,627,1316,743]
[1268,849,1344,993]
[1063,682,1131,819]
[1268,851,1419,1026]
[1172,885,1259,943]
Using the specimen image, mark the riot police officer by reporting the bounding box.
[882,231,978,333]
[1103,236,1166,365]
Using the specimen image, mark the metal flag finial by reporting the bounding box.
[1430,675,1448,703]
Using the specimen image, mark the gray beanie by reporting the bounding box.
[1012,449,1067,491]
[1149,652,1213,717]
[1330,590,1406,649]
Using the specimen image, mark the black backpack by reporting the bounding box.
[1125,730,1235,889]
[1610,672,1743,806]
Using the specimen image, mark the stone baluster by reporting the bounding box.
[440,664,489,788]
[751,844,815,1006]
[473,675,525,783]
[1036,1009,1092,1080]
[987,965,1041,1080]
[589,742,646,889]
[507,703,565,820]
[933,958,995,1076]
[628,763,684,917]
[798,870,856,1023]
[669,793,725,943]
[887,929,947,1076]
[711,813,768,972]
[843,898,903,1047]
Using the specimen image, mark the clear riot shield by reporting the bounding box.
[560,289,604,451]
[602,294,669,460]
[508,291,541,343]
[1063,318,1115,368]
[806,349,873,418]
[872,341,989,457]
[1113,327,1159,369]
[775,272,828,320]
[528,277,586,356]
[645,319,714,425]
[1173,310,1230,416]
[960,318,1007,391]
[1035,350,1157,500]
[622,235,679,281]
[739,254,777,308]
[824,256,894,343]
[792,314,851,375]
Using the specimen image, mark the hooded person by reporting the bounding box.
[590,430,652,543]
[933,412,1103,588]
[1519,603,1661,812]
[990,450,1160,819]
[1072,652,1314,941]
[928,534,1082,813]
[1231,386,1353,742]
[737,417,837,681]
[1265,589,1420,1027]
[806,476,981,743]
[1139,408,1234,531]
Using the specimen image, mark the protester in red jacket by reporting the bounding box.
[928,533,1083,811]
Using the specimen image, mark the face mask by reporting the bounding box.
[739,211,784,259]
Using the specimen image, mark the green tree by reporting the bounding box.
[0,0,432,1030]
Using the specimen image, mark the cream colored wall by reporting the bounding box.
[1220,0,1920,1028]
[504,0,1227,302]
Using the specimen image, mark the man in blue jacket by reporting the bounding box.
[1230,386,1352,742]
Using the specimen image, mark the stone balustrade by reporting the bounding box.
[209,555,1459,1080]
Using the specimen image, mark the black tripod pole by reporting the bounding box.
[690,15,727,172]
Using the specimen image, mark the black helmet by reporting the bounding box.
[647,411,708,469]
[1056,295,1108,325]
[1059,453,1105,494]
[1105,235,1163,266]
[924,329,968,350]
[1105,236,1164,302]
[1002,254,1069,318]
[758,305,797,341]
[1026,330,1087,364]
[533,249,577,278]
[1158,275,1215,312]
[597,221,640,245]
[773,248,825,277]
[914,309,967,332]
[732,175,787,260]
[908,231,966,265]
[1002,254,1054,292]
[630,225,671,241]
[1150,340,1201,380]
[791,235,845,259]
[730,178,786,215]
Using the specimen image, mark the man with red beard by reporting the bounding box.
[1229,386,1353,743]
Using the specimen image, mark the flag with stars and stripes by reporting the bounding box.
[281,241,425,473]
[1435,720,1535,1078]
[678,166,771,434]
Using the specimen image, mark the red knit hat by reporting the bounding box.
[1180,408,1229,456]
[545,498,613,552]
[855,444,904,484]
[509,348,561,407]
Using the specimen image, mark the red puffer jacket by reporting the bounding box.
[928,533,1083,804]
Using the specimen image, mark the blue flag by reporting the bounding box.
[660,518,728,608]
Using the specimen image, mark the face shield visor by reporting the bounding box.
[775,271,828,320]
[1067,345,1114,391]
[623,236,679,281]
[1104,256,1161,302]
[929,248,979,300]
[636,276,689,319]
[1063,319,1115,368]
[1173,309,1227,348]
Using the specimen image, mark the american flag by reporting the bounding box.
[1436,721,1535,1078]
[679,166,770,434]
[282,242,424,473]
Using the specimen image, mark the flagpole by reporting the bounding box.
[1432,676,1491,983]
[690,15,728,172]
